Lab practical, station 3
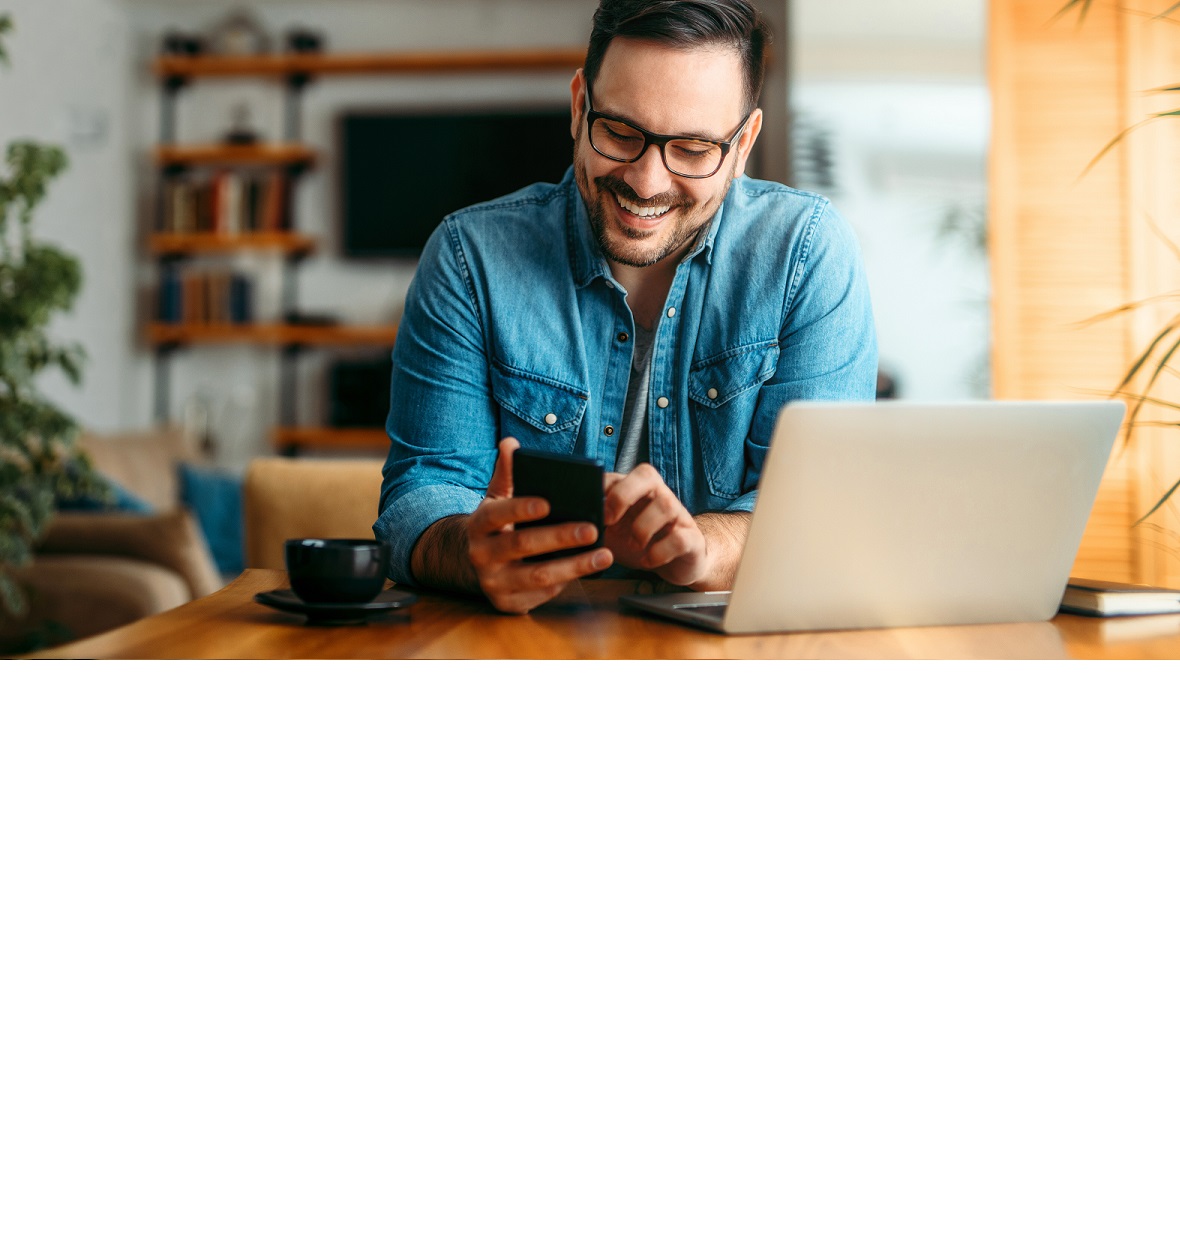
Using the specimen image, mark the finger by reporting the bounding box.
[603,465,665,524]
[485,546,613,614]
[508,520,600,560]
[469,494,548,538]
[627,499,686,550]
[640,520,701,569]
[508,545,613,592]
[485,437,520,501]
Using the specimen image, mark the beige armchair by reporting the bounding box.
[242,457,385,570]
[1,426,223,655]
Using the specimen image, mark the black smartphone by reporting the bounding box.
[512,448,605,562]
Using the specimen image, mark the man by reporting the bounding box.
[375,0,877,614]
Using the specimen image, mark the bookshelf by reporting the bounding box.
[147,45,583,453]
[154,49,586,79]
[149,232,318,256]
[155,142,316,166]
[147,323,400,347]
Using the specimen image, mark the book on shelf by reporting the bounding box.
[229,272,253,323]
[1059,578,1180,617]
[260,170,289,231]
[157,266,183,322]
[212,170,242,235]
[155,267,256,325]
[158,170,290,235]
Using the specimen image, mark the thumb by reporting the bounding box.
[485,437,519,500]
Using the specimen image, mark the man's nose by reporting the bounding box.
[621,142,674,200]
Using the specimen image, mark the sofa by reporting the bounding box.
[0,426,223,654]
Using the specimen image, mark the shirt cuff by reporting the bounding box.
[373,483,483,585]
[723,492,758,515]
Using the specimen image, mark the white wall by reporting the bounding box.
[0,0,135,433]
[791,0,990,401]
[791,80,990,400]
[793,0,985,77]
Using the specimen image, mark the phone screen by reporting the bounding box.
[512,448,605,561]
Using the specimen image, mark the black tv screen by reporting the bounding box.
[340,108,574,257]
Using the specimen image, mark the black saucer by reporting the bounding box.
[254,587,417,625]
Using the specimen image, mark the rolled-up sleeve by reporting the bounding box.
[374,219,500,584]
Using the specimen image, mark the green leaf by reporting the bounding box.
[1053,0,1094,24]
[1129,330,1180,429]
[1078,111,1180,179]
[1145,215,1180,265]
[0,569,29,620]
[0,528,33,564]
[1113,391,1180,415]
[0,16,91,552]
[1135,475,1180,525]
[1074,291,1180,327]
[1110,313,1180,414]
[0,490,39,536]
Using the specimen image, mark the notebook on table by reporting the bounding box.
[620,400,1124,634]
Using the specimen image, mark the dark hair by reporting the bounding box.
[584,0,772,114]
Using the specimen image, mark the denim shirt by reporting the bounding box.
[375,166,877,584]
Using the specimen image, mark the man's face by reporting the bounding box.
[570,38,762,270]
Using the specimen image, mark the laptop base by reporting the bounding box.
[619,591,732,633]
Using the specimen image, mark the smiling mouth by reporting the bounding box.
[613,192,674,220]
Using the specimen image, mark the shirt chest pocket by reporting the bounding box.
[688,343,780,499]
[490,361,588,455]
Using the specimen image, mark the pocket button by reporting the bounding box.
[544,413,557,425]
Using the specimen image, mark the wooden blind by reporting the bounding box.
[990,0,1180,586]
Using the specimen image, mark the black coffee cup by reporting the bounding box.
[285,538,391,604]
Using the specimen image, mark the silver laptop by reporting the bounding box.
[620,400,1124,634]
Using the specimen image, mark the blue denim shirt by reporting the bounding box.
[375,166,877,584]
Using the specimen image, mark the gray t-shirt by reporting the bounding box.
[613,322,655,474]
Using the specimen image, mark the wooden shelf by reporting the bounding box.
[271,426,390,452]
[149,45,571,451]
[156,143,317,167]
[155,48,585,79]
[147,322,399,348]
[149,231,317,256]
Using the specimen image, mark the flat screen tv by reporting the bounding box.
[340,107,574,257]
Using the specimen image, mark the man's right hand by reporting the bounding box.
[412,438,613,614]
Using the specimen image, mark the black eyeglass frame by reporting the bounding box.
[583,87,752,180]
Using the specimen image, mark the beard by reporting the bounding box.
[574,151,734,269]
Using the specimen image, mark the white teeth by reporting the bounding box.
[615,194,671,219]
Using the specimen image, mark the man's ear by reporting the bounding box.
[733,108,763,178]
[570,69,586,142]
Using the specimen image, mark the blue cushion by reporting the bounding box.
[177,462,244,577]
[57,473,153,513]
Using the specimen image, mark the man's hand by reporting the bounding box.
[603,464,749,591]
[411,438,613,614]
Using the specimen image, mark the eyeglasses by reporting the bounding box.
[584,87,751,180]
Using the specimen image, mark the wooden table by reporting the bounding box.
[26,569,1180,659]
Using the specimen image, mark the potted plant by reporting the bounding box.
[1061,0,1180,526]
[0,12,106,621]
